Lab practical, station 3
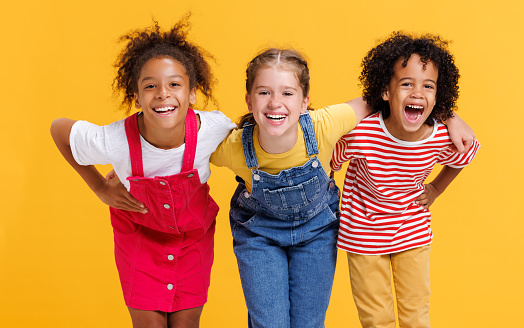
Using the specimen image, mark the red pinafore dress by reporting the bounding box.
[109,109,218,312]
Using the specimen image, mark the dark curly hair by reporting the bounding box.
[237,48,313,128]
[360,32,460,124]
[113,13,216,114]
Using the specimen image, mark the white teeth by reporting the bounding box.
[407,105,423,109]
[266,114,286,120]
[155,106,175,112]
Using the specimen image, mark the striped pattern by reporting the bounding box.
[332,113,480,255]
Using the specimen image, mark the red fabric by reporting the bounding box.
[110,109,218,312]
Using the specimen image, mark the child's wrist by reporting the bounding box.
[428,182,440,195]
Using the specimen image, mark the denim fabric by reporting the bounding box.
[230,113,340,328]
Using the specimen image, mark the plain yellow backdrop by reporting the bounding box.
[1,0,522,327]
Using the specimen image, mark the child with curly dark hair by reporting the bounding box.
[331,32,480,328]
[50,14,235,327]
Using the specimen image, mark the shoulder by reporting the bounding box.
[309,103,354,122]
[71,117,127,140]
[195,109,234,127]
[195,109,236,144]
[307,103,358,141]
[209,126,244,167]
[219,127,243,147]
[69,117,129,165]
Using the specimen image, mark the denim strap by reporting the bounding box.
[241,124,259,169]
[299,113,319,156]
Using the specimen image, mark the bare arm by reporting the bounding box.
[443,114,475,154]
[345,97,372,124]
[416,166,463,209]
[50,118,146,213]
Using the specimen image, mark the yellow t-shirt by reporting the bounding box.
[210,103,357,191]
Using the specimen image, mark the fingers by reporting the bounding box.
[110,186,147,213]
[453,142,465,154]
[415,193,429,207]
[461,137,473,153]
[121,190,148,213]
[106,169,117,180]
[98,177,148,213]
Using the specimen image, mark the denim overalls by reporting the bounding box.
[230,113,340,328]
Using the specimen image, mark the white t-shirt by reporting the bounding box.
[70,110,236,190]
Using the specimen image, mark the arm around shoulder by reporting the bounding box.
[345,97,372,124]
[444,113,476,154]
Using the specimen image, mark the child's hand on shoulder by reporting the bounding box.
[96,170,148,213]
[446,114,475,154]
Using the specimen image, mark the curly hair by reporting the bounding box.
[113,13,216,113]
[360,32,460,124]
[238,48,313,128]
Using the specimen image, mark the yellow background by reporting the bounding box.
[1,0,522,327]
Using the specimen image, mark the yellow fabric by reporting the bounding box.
[210,103,357,191]
[347,246,431,328]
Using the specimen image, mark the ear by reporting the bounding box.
[301,95,310,114]
[189,88,197,106]
[382,88,390,101]
[245,93,253,113]
[134,93,141,109]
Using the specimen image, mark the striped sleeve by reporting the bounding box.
[331,133,354,171]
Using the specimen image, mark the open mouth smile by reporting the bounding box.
[404,105,424,123]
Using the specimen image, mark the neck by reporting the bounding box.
[257,126,298,154]
[138,115,185,150]
[384,120,433,142]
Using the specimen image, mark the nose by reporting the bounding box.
[410,86,424,99]
[156,84,171,99]
[268,94,282,109]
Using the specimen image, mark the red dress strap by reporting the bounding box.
[181,108,198,172]
[124,112,144,177]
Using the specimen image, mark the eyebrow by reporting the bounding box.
[398,77,437,84]
[139,75,184,83]
[254,85,299,91]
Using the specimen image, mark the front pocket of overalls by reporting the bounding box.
[262,176,321,210]
[127,185,154,228]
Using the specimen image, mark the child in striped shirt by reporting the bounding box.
[331,32,480,328]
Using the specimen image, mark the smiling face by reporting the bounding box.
[245,66,309,152]
[134,56,196,148]
[382,54,438,141]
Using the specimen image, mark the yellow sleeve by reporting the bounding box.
[210,130,235,169]
[310,103,357,145]
[306,103,358,175]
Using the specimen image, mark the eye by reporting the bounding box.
[170,82,180,87]
[424,84,435,90]
[401,82,412,87]
[283,92,293,96]
[258,91,269,96]
[144,84,156,89]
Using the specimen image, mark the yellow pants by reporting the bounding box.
[347,245,431,328]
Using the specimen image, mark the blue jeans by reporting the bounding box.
[230,177,340,328]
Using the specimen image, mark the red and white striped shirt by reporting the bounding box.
[331,113,480,255]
